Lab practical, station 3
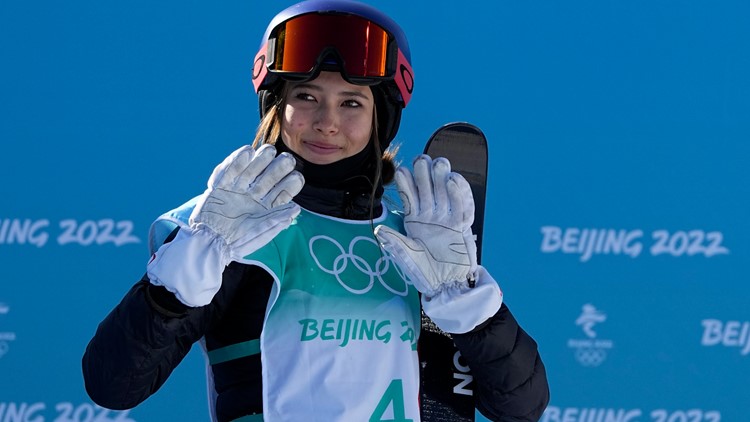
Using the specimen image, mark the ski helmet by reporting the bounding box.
[252,0,414,150]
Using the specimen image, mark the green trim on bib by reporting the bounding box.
[231,414,263,421]
[208,339,260,365]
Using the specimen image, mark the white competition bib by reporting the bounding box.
[244,207,421,422]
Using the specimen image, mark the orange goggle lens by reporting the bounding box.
[268,13,392,79]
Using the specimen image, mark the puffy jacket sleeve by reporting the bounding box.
[81,250,248,410]
[81,276,204,409]
[452,303,550,422]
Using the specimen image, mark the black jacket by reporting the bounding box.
[82,185,549,421]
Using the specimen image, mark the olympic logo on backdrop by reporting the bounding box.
[0,302,16,359]
[567,303,613,367]
[309,235,410,296]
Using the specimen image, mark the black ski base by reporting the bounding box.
[420,122,489,422]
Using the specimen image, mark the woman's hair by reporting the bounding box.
[252,83,287,151]
[253,82,399,188]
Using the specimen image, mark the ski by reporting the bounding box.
[420,122,489,422]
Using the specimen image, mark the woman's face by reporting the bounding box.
[281,71,375,165]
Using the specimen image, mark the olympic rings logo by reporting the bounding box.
[574,347,607,367]
[309,235,410,296]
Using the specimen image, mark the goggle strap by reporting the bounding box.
[252,41,270,92]
[395,49,414,106]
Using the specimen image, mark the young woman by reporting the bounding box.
[82,1,549,421]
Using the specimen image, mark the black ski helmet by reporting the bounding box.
[252,0,415,150]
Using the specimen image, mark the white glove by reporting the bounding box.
[148,144,304,307]
[374,155,503,333]
[189,144,304,261]
[374,155,477,298]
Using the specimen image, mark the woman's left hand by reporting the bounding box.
[374,155,478,298]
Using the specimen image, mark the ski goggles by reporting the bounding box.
[252,12,413,105]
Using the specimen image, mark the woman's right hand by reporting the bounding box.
[190,144,304,261]
[147,144,304,307]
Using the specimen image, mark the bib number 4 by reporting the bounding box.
[370,379,414,422]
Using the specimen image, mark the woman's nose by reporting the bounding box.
[313,104,338,135]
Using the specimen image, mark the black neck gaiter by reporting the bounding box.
[274,139,384,220]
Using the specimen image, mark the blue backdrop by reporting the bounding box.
[1,0,748,421]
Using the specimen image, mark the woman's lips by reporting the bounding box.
[303,141,340,155]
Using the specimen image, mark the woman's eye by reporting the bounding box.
[342,100,361,108]
[295,93,315,101]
